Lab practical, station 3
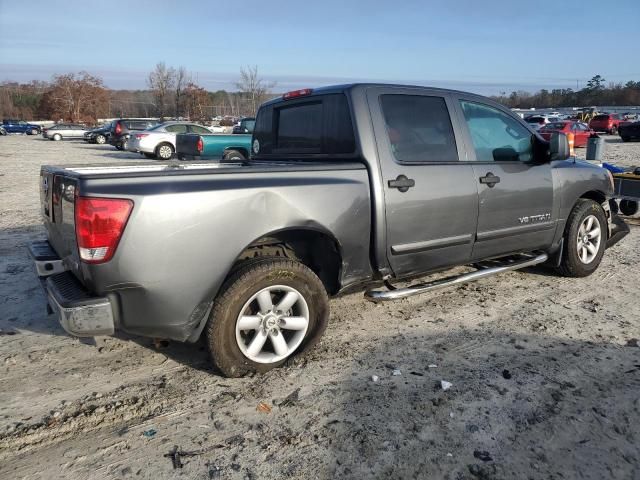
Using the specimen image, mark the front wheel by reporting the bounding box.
[95,134,106,144]
[206,258,329,377]
[556,199,607,277]
[52,133,61,141]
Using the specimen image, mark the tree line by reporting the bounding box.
[490,75,640,109]
[0,64,275,123]
[2,71,639,122]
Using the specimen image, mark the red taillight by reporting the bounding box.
[135,133,149,140]
[115,122,122,135]
[197,137,203,154]
[283,88,313,100]
[75,197,133,264]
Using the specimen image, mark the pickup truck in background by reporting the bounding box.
[2,119,41,135]
[31,83,628,377]
[176,132,252,160]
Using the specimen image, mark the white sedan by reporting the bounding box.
[127,122,213,160]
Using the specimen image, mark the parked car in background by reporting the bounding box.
[619,121,640,142]
[589,113,624,134]
[84,122,113,144]
[176,131,253,160]
[208,124,227,133]
[232,117,256,134]
[525,115,550,130]
[109,118,160,150]
[127,121,213,159]
[43,123,88,141]
[2,119,41,135]
[539,121,594,147]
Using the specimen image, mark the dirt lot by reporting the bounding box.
[0,134,639,480]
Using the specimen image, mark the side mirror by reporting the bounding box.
[549,132,570,160]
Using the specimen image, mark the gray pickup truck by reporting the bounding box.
[31,84,628,377]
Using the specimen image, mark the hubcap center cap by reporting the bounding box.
[583,235,590,244]
[263,314,279,329]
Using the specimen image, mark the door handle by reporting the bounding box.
[388,175,415,192]
[479,172,500,188]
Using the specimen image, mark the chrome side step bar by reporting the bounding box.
[365,253,548,302]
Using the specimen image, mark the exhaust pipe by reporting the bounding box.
[365,253,548,302]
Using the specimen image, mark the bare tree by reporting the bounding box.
[39,72,108,122]
[235,65,275,116]
[147,62,176,119]
[174,66,190,118]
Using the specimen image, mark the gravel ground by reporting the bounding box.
[0,134,639,480]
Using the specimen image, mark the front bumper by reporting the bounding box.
[29,240,115,337]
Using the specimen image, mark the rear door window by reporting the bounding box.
[380,94,458,163]
[253,93,355,156]
[166,124,188,133]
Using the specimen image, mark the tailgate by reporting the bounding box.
[176,133,201,157]
[40,168,79,265]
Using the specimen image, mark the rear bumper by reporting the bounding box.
[29,240,115,337]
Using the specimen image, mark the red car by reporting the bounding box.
[538,121,594,147]
[589,113,624,134]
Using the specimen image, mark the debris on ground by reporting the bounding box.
[256,402,272,414]
[428,364,438,368]
[473,450,493,462]
[626,338,639,347]
[392,369,402,376]
[275,388,300,407]
[142,428,157,438]
[502,369,512,379]
[441,380,453,391]
[371,375,380,382]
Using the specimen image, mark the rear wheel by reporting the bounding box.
[30,128,39,135]
[556,199,607,277]
[155,143,174,160]
[223,149,246,161]
[206,258,329,377]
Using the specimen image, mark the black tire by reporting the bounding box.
[556,199,607,277]
[223,149,246,161]
[30,128,39,135]
[619,199,639,216]
[609,126,617,135]
[115,144,123,151]
[95,134,106,144]
[143,152,156,159]
[155,142,174,160]
[121,140,128,151]
[206,258,329,377]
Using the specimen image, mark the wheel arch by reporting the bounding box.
[231,226,344,296]
[223,146,249,158]
[579,189,607,205]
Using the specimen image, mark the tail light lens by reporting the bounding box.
[75,197,133,264]
[115,122,122,135]
[135,133,149,140]
[197,137,204,154]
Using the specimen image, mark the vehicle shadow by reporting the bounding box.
[320,330,639,479]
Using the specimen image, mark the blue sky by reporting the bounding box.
[1,0,639,94]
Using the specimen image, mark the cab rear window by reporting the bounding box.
[253,93,355,157]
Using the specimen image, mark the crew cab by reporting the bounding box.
[31,84,628,377]
[2,119,41,135]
